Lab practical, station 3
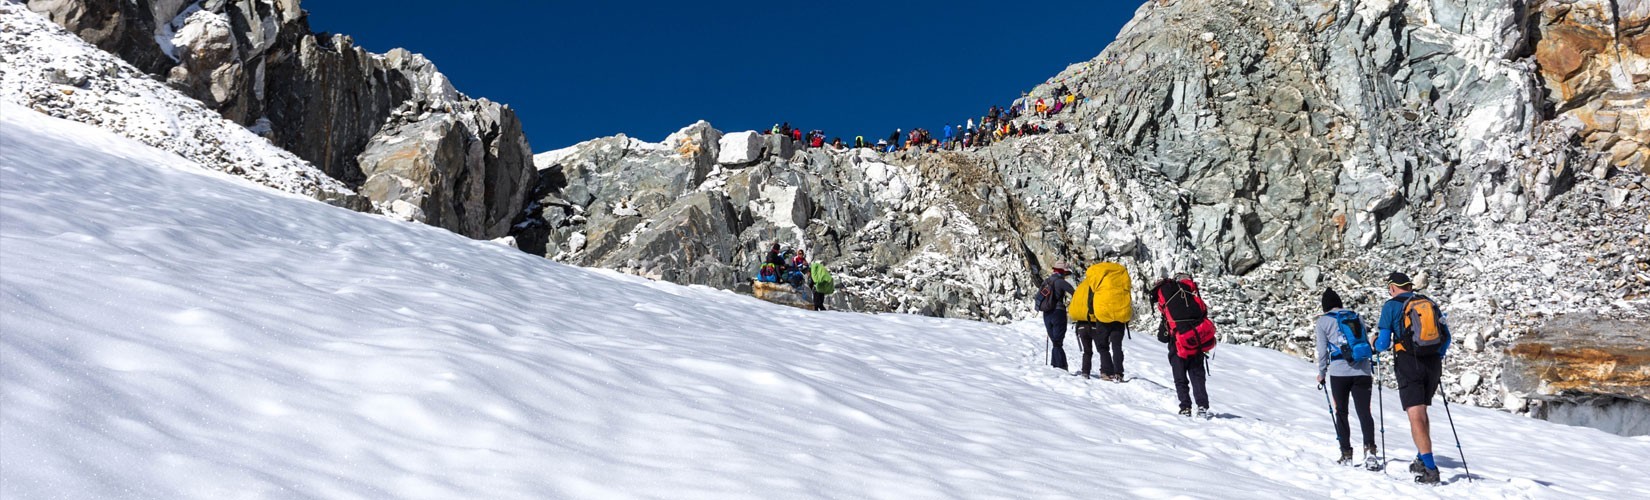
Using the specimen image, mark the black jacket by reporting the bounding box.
[1040,273,1075,312]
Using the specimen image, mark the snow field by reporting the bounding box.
[2,105,1646,499]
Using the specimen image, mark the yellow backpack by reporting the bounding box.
[1068,262,1133,323]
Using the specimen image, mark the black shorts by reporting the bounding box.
[1395,353,1443,409]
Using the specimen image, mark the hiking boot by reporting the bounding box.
[1178,407,1193,417]
[1336,449,1354,465]
[1081,372,1092,380]
[1363,446,1382,470]
[1409,459,1426,474]
[1195,407,1211,419]
[1415,467,1441,485]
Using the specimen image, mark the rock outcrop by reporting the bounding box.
[512,0,1650,415]
[25,0,534,239]
[1506,312,1650,435]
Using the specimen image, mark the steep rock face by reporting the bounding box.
[24,0,174,74]
[26,0,533,239]
[1532,0,1650,173]
[358,99,533,238]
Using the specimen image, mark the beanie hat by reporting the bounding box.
[1321,288,1344,313]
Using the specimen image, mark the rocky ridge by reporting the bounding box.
[20,0,534,239]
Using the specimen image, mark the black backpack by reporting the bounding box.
[1035,278,1058,312]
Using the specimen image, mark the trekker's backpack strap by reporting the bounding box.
[1087,283,1096,322]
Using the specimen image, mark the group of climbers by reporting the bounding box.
[756,243,835,311]
[1036,263,1455,485]
[1030,84,1081,119]
[1042,263,1213,415]
[760,87,1079,155]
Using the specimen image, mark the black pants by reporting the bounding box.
[813,290,826,311]
[1077,322,1126,377]
[1044,312,1068,370]
[1169,351,1208,410]
[1331,375,1377,451]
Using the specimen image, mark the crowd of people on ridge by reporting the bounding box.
[1036,263,1457,485]
[762,85,1083,155]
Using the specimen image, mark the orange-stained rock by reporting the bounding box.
[1536,24,1608,81]
[752,281,816,311]
[1507,315,1650,401]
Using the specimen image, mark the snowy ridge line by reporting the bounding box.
[3,105,1647,498]
[0,4,362,208]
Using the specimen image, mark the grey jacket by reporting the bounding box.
[1315,308,1374,378]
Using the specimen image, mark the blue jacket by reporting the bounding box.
[1374,292,1450,357]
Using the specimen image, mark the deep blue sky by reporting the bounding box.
[304,1,1148,152]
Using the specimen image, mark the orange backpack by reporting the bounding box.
[1398,295,1447,356]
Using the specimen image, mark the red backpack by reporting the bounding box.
[1155,279,1217,358]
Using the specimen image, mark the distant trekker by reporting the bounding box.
[808,262,835,311]
[1374,272,1452,485]
[1034,262,1076,371]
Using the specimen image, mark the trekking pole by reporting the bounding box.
[1046,337,1051,367]
[1441,390,1473,482]
[1319,382,1337,438]
[1377,356,1386,469]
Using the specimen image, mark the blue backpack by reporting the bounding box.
[1325,310,1372,362]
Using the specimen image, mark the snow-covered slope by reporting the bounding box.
[2,104,1646,498]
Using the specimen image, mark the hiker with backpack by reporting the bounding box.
[1035,262,1077,371]
[1314,288,1379,468]
[1150,272,1217,418]
[808,261,835,311]
[1373,272,1453,485]
[1068,262,1132,381]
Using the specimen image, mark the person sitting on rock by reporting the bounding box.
[765,243,786,274]
[791,249,809,270]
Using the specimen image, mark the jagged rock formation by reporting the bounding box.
[515,126,1037,318]
[23,0,533,239]
[513,0,1650,414]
